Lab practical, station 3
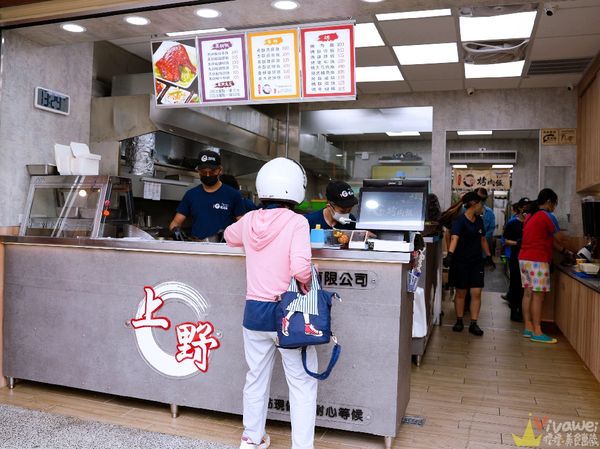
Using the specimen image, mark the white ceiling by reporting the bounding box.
[10,0,600,95]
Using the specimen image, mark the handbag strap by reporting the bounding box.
[301,343,341,381]
[286,264,322,295]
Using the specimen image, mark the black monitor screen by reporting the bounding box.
[356,187,426,231]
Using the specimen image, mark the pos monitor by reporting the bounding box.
[355,180,428,232]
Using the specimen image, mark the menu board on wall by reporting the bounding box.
[198,34,248,103]
[301,24,355,98]
[152,39,201,106]
[151,21,355,107]
[247,29,300,101]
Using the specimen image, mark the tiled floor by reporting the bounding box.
[1,290,599,448]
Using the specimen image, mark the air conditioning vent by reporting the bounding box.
[449,151,517,164]
[527,58,593,75]
[459,3,537,17]
[463,39,528,64]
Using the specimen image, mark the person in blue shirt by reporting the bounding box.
[476,188,496,250]
[304,180,357,230]
[169,150,245,241]
[220,174,258,213]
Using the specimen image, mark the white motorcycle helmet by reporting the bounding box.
[256,157,307,205]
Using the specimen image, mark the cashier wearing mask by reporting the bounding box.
[304,180,358,230]
[169,150,245,241]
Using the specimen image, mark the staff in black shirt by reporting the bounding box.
[443,191,495,336]
[503,197,531,322]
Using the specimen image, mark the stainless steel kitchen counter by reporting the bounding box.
[1,235,413,449]
[0,235,410,263]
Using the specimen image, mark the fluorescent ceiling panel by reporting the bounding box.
[166,28,227,37]
[453,164,468,168]
[377,9,451,21]
[393,43,458,65]
[464,61,525,78]
[457,130,493,135]
[355,23,385,48]
[459,11,537,41]
[492,164,513,168]
[356,66,403,82]
[386,131,421,136]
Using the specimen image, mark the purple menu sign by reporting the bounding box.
[198,34,248,103]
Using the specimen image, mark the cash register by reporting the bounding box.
[355,179,428,255]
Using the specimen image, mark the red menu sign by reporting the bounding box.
[301,24,355,98]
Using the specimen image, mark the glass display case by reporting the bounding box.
[20,176,134,238]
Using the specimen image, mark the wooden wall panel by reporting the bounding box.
[554,271,600,383]
[577,73,600,193]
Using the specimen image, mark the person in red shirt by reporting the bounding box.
[519,188,572,344]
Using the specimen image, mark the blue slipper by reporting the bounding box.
[530,333,558,344]
[522,329,533,338]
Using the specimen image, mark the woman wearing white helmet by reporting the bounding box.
[224,158,318,449]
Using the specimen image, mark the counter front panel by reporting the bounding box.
[2,239,413,438]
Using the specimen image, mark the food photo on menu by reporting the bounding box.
[152,39,201,106]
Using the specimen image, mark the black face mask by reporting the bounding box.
[201,175,219,186]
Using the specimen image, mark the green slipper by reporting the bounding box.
[530,333,558,344]
[522,329,533,338]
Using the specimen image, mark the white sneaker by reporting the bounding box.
[239,434,270,449]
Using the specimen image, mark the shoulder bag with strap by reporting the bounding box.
[276,265,341,380]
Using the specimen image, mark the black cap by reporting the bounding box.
[196,150,221,170]
[517,197,531,207]
[326,180,358,208]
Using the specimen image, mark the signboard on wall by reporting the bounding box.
[150,21,355,108]
[152,39,201,106]
[300,24,355,98]
[452,169,511,190]
[198,33,248,103]
[247,29,300,101]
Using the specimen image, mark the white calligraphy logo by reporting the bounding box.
[131,281,219,378]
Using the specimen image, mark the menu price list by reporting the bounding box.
[248,29,300,100]
[198,34,248,102]
[301,24,355,98]
[151,21,355,107]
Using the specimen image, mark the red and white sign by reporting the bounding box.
[301,24,355,98]
[130,282,220,377]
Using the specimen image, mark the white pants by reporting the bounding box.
[242,327,318,449]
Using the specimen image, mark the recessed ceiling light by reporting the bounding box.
[166,28,227,37]
[336,153,344,157]
[271,1,299,10]
[393,42,458,65]
[354,23,385,48]
[125,16,150,26]
[457,130,493,135]
[492,164,513,168]
[356,66,403,82]
[386,131,421,136]
[61,23,86,33]
[195,8,221,18]
[453,164,468,168]
[377,9,451,21]
[464,61,525,78]
[459,11,537,41]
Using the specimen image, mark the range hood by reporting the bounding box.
[95,73,278,167]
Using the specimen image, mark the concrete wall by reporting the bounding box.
[301,88,578,209]
[349,140,432,181]
[0,31,94,227]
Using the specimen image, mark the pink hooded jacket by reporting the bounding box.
[224,208,312,302]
